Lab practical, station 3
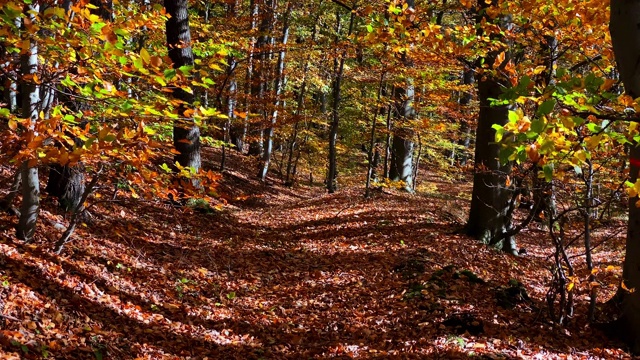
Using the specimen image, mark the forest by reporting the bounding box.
[0,0,639,358]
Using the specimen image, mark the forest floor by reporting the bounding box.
[0,148,633,359]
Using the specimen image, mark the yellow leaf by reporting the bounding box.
[585,134,602,150]
[140,48,151,64]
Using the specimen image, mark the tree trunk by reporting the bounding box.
[165,0,200,185]
[16,3,41,242]
[390,83,415,192]
[46,0,111,210]
[248,0,274,157]
[466,74,516,254]
[327,9,354,193]
[366,72,386,197]
[221,58,237,171]
[259,2,291,182]
[609,0,640,351]
[457,67,474,165]
[465,0,516,254]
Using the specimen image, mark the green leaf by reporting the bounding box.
[164,69,177,80]
[160,163,172,173]
[178,65,193,75]
[508,110,519,123]
[531,119,545,134]
[226,292,236,300]
[492,124,505,142]
[0,108,10,117]
[537,99,556,116]
[586,123,601,133]
[543,164,553,182]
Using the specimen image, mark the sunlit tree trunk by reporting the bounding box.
[259,2,291,181]
[389,82,415,192]
[16,2,41,242]
[248,0,274,157]
[609,0,640,351]
[165,0,201,185]
[388,0,416,192]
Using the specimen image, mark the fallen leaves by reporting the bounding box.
[0,149,631,359]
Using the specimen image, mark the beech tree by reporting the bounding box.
[609,0,640,351]
[165,0,200,185]
[465,0,517,254]
[16,2,40,241]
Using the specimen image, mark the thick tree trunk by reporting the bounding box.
[165,0,200,184]
[466,76,516,254]
[46,164,85,212]
[390,83,415,192]
[16,3,40,242]
[609,0,640,352]
[465,0,516,255]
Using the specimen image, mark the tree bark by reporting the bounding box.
[466,74,516,254]
[390,83,415,192]
[248,0,274,157]
[609,0,640,351]
[16,3,41,242]
[259,2,291,181]
[327,9,354,193]
[165,0,201,186]
[465,0,516,254]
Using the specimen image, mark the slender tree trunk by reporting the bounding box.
[165,0,200,186]
[285,22,317,186]
[233,0,258,153]
[221,58,237,171]
[457,67,474,165]
[259,2,291,181]
[366,72,386,197]
[383,101,392,179]
[249,0,274,157]
[16,3,41,242]
[327,10,354,193]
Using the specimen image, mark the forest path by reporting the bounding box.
[0,156,628,359]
